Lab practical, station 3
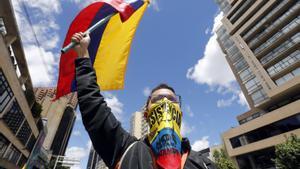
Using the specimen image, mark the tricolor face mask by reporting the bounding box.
[147,98,182,169]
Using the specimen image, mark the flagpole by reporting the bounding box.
[61,13,116,54]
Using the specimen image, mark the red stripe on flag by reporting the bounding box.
[55,2,105,99]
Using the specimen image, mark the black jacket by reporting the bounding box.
[75,58,216,169]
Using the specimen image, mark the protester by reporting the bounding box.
[72,32,216,169]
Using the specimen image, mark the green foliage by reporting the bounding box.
[213,148,236,169]
[31,101,43,118]
[273,134,300,169]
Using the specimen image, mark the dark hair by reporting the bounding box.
[144,83,176,112]
[150,83,176,95]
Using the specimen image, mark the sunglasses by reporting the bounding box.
[149,94,182,107]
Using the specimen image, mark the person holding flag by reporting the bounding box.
[58,0,217,168]
[73,32,217,169]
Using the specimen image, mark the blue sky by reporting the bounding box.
[12,0,249,168]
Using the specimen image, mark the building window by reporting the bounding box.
[18,155,27,167]
[3,100,25,134]
[229,0,256,24]
[26,134,36,152]
[0,17,7,36]
[275,67,300,86]
[244,77,261,94]
[246,1,299,45]
[229,50,243,64]
[251,88,268,105]
[253,16,300,55]
[0,69,14,113]
[239,67,254,82]
[242,0,289,41]
[3,145,21,164]
[230,113,300,149]
[236,147,275,169]
[260,32,300,65]
[215,0,231,14]
[267,50,300,76]
[0,133,9,158]
[234,58,248,72]
[16,121,32,146]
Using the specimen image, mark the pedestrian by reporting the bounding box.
[72,32,217,169]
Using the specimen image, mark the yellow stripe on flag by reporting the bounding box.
[93,3,147,90]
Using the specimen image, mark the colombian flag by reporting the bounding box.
[55,0,148,99]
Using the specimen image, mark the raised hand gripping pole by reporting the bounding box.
[61,13,116,54]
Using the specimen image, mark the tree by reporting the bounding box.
[273,134,300,169]
[213,148,236,169]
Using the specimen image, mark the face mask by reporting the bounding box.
[147,98,182,169]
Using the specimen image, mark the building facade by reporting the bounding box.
[86,146,108,169]
[0,0,41,168]
[215,0,300,168]
[130,111,149,139]
[86,146,99,169]
[34,87,77,157]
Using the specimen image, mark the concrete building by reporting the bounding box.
[34,87,77,157]
[86,146,99,169]
[130,111,149,139]
[0,0,42,168]
[86,146,108,169]
[215,0,300,168]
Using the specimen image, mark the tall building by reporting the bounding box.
[86,146,100,169]
[86,146,108,169]
[34,87,77,157]
[130,111,149,139]
[215,0,300,169]
[0,0,41,168]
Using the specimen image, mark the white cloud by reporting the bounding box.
[187,12,234,87]
[12,0,61,49]
[149,0,160,11]
[185,105,194,117]
[22,0,62,14]
[73,130,81,136]
[87,140,92,149]
[238,91,249,108]
[66,147,88,161]
[76,111,82,122]
[23,45,58,86]
[186,34,235,88]
[143,87,151,97]
[70,0,95,7]
[181,121,194,137]
[192,136,210,151]
[205,27,210,35]
[104,92,124,121]
[187,12,249,109]
[212,12,224,33]
[217,95,237,108]
[66,140,92,169]
[12,0,62,86]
